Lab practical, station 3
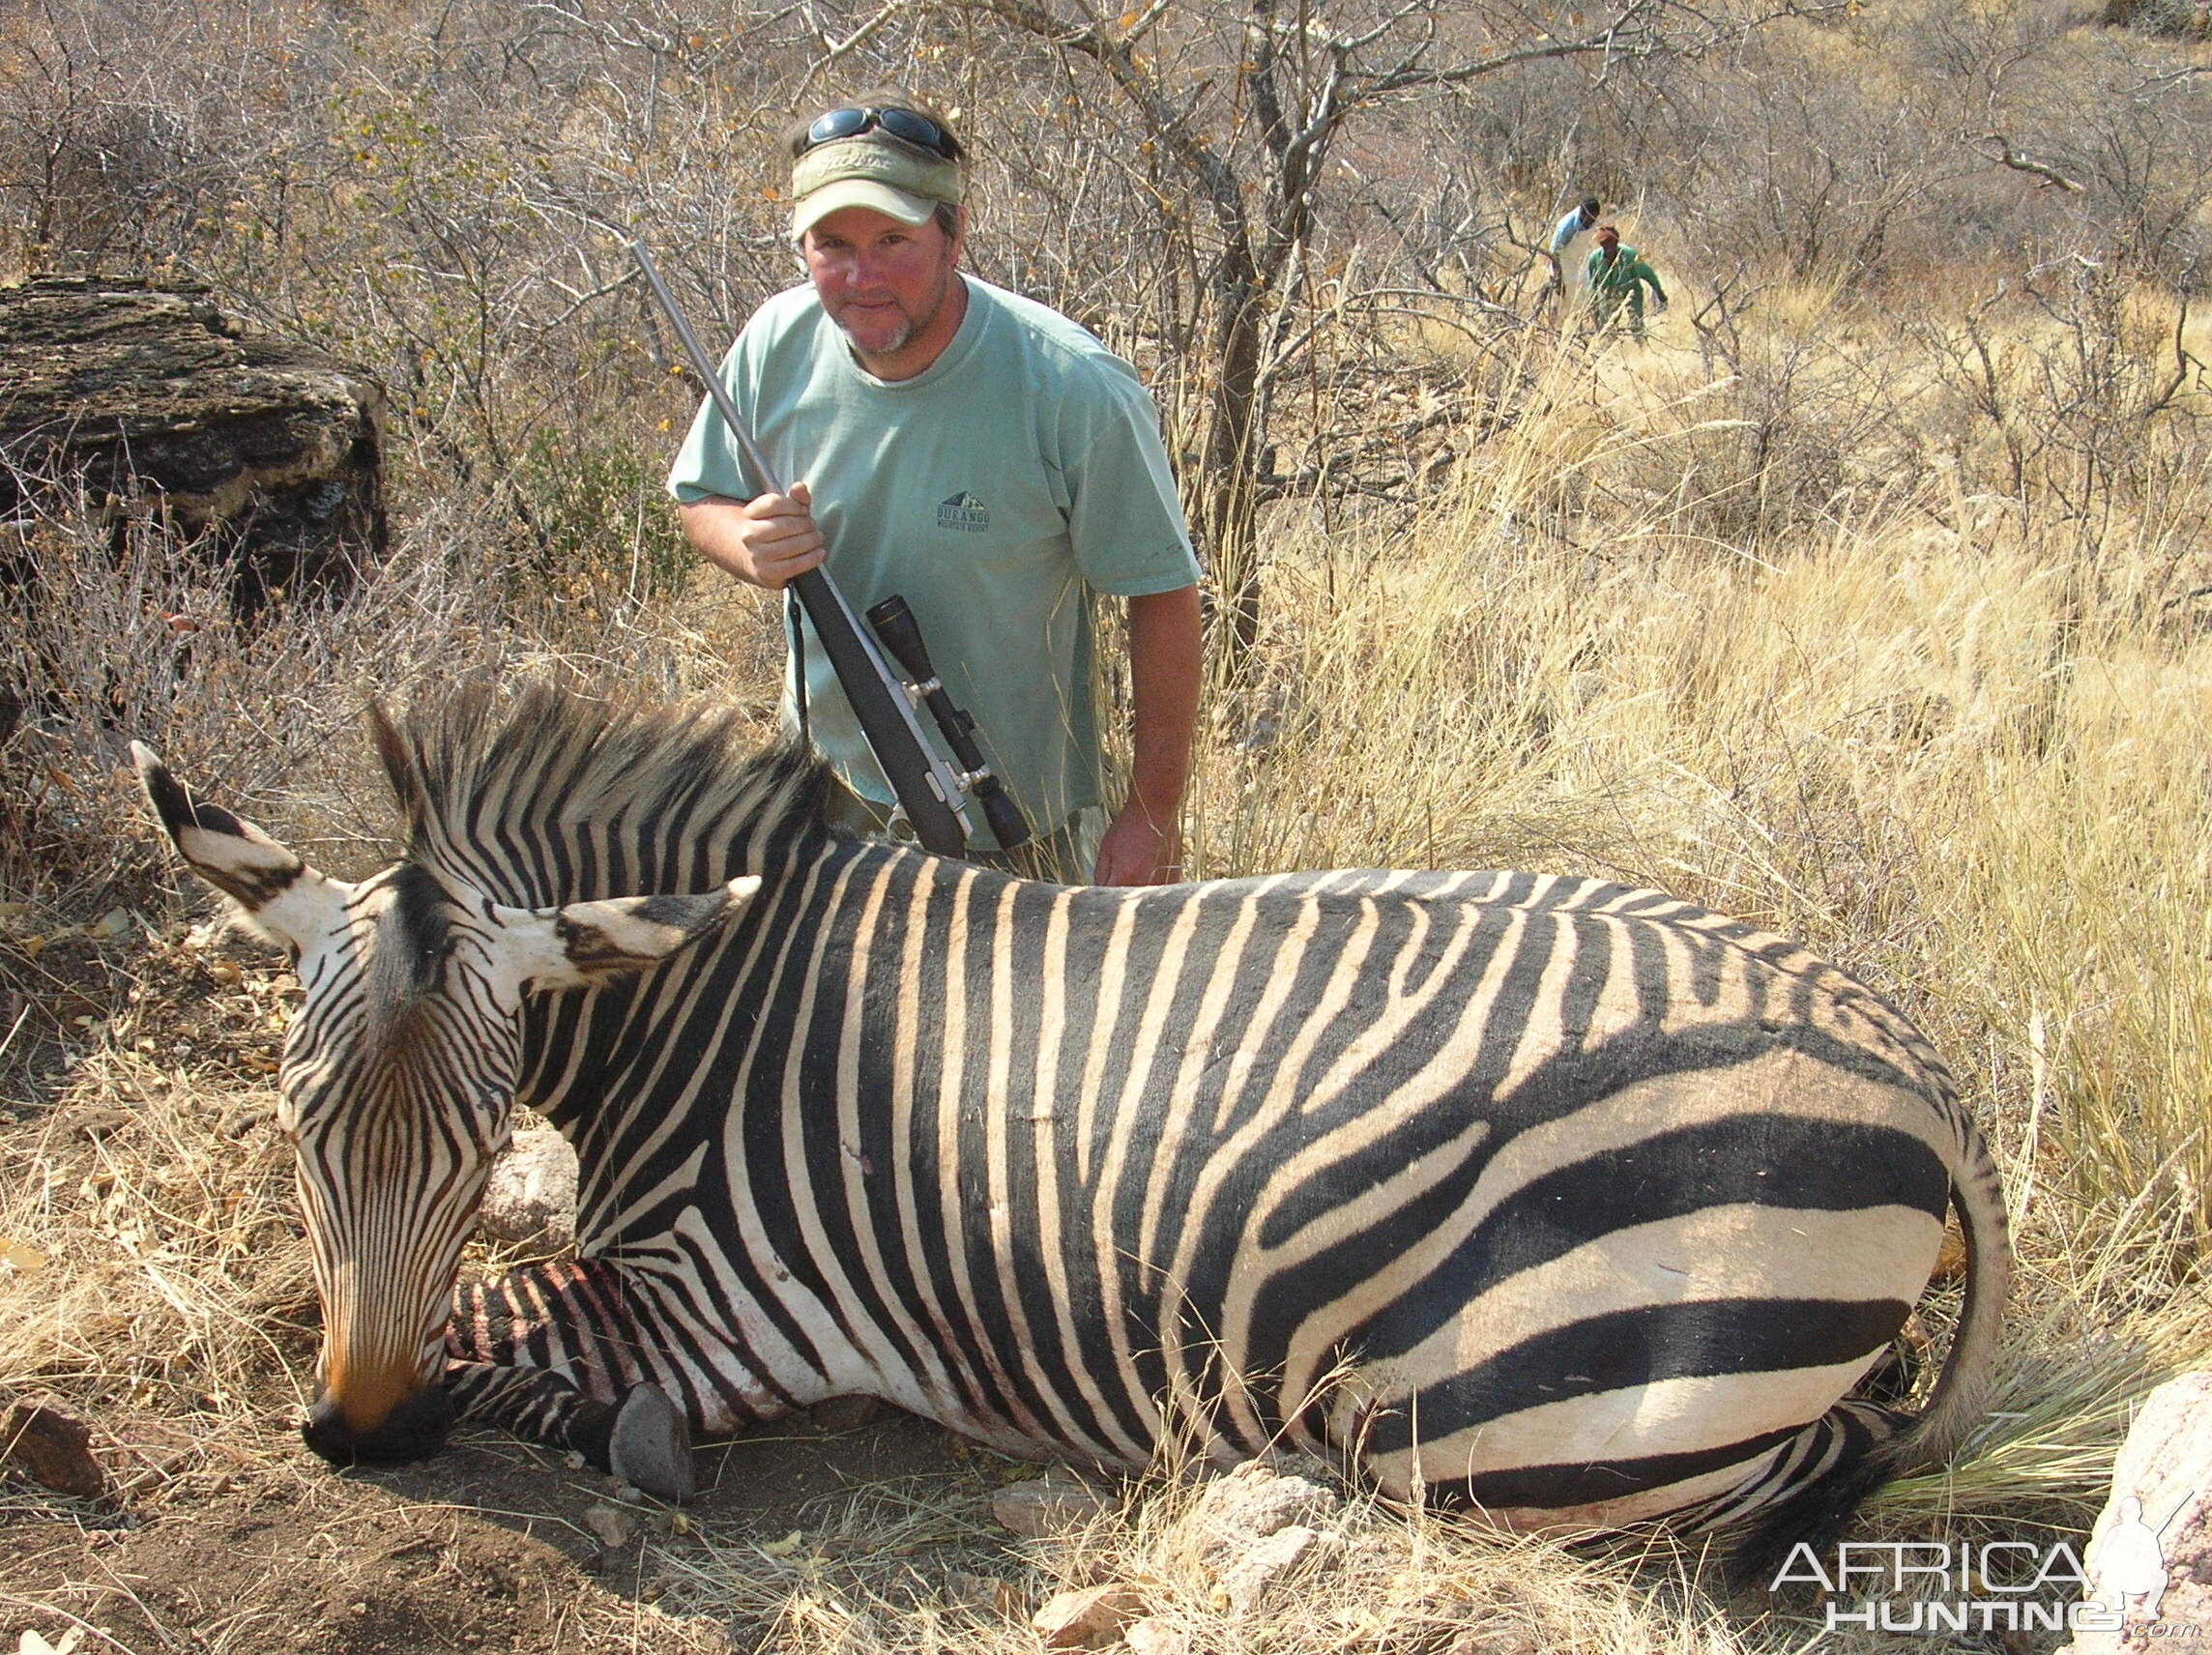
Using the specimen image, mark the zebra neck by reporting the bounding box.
[514,836,917,1240]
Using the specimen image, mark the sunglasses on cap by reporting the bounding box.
[800,105,961,161]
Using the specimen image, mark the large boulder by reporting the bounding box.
[2063,1370,2212,1650]
[478,1118,579,1252]
[0,275,386,608]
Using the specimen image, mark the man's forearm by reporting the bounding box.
[1122,585,1203,826]
[679,495,746,566]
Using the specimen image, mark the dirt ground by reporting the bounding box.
[1,1404,1012,1655]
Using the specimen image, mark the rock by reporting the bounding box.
[0,276,386,611]
[1213,1523,1342,1614]
[1182,1459,1341,1567]
[71,1108,137,1139]
[1122,1617,1188,1655]
[942,1571,1021,1616]
[581,1502,641,1550]
[992,1472,1113,1538]
[0,1397,106,1499]
[809,1395,883,1433]
[478,1119,577,1250]
[1031,1583,1146,1650]
[2062,1369,2212,1652]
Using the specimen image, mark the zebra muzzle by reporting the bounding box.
[303,1384,454,1467]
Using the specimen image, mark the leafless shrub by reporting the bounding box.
[2101,0,2212,43]
[1921,253,2209,563]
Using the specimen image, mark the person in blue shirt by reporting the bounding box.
[1549,196,1601,299]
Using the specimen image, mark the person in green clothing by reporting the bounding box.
[1586,225,1669,337]
[667,90,1204,886]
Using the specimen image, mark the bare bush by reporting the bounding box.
[1922,254,2209,557]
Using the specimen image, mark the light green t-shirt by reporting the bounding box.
[667,275,1200,848]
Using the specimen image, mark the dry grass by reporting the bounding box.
[644,1467,1763,1655]
[6,246,2212,1652]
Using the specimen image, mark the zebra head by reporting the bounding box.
[131,740,757,1469]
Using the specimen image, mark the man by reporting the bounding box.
[1585,225,1668,337]
[1549,196,1601,269]
[667,93,1204,885]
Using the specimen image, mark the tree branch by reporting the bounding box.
[1973,131,2085,193]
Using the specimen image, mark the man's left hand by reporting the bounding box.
[1093,807,1181,886]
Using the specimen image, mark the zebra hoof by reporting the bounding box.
[609,1382,695,1502]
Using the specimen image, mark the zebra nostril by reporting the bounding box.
[302,1388,453,1467]
[302,1396,357,1465]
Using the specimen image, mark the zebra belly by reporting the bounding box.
[1255,1057,1953,1523]
[790,1068,1945,1495]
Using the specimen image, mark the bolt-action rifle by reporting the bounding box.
[629,241,1029,856]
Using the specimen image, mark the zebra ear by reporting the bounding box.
[131,741,352,949]
[515,877,762,991]
[366,700,426,842]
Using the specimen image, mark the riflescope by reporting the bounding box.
[866,595,1032,852]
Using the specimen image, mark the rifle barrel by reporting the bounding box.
[628,241,973,857]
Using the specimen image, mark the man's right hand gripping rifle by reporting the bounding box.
[682,483,824,594]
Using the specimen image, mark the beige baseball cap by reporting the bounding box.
[790,132,965,239]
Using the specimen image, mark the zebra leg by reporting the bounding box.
[441,1360,695,1499]
[444,1260,695,1499]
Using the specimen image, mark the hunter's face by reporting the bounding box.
[802,206,966,380]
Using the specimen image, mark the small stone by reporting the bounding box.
[1032,1583,1146,1650]
[1123,1616,1188,1655]
[810,1395,883,1433]
[581,1501,640,1549]
[1183,1459,1340,1567]
[943,1571,1020,1616]
[0,1400,106,1499]
[992,1473,1112,1538]
[73,1108,138,1138]
[1215,1524,1342,1614]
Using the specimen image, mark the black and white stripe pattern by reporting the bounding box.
[141,683,2008,1561]
[280,860,517,1420]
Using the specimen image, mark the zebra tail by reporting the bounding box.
[1728,1118,2013,1587]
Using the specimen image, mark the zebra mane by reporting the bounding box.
[371,678,832,909]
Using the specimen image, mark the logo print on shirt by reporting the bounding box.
[937,492,990,534]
